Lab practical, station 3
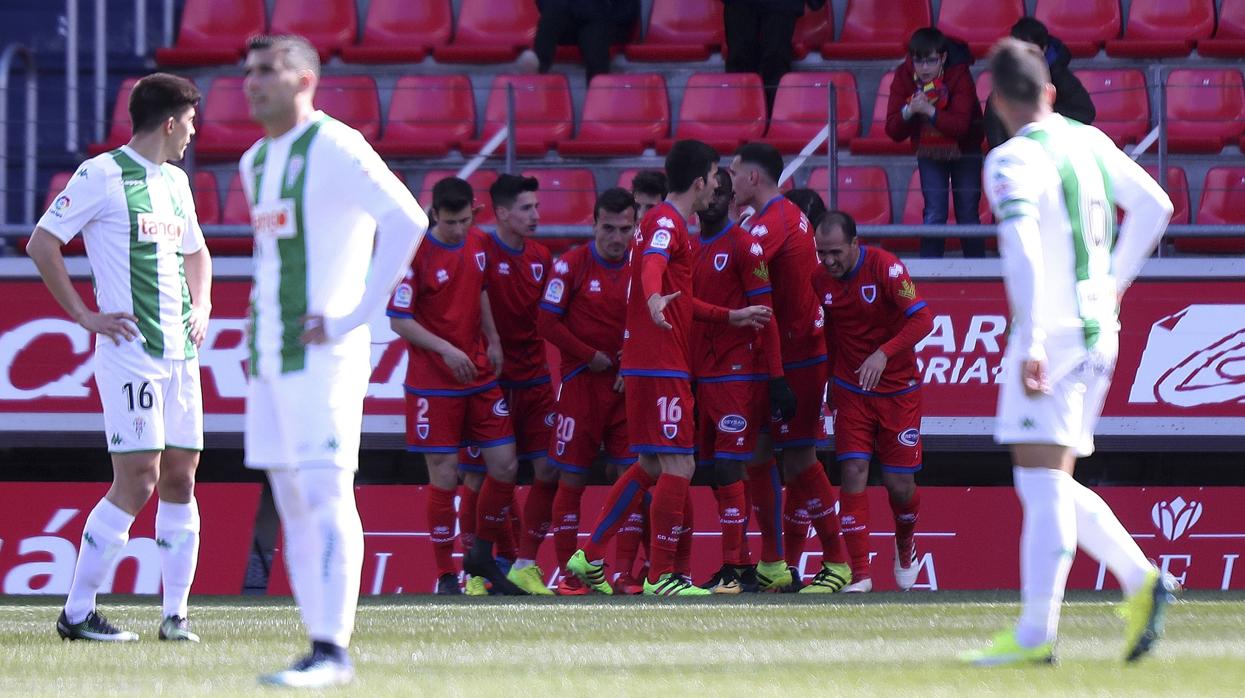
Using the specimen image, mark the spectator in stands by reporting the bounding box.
[784,187,827,230]
[517,0,639,85]
[885,27,986,259]
[630,169,668,220]
[984,18,1096,149]
[723,1,826,112]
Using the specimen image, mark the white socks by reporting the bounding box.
[1069,481,1152,595]
[156,499,200,619]
[1013,467,1077,648]
[64,498,134,624]
[268,467,364,649]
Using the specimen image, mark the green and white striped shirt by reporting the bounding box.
[37,145,206,360]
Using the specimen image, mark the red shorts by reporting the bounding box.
[502,380,555,461]
[696,378,767,466]
[773,359,830,449]
[830,381,923,473]
[623,373,695,454]
[404,383,515,466]
[458,446,485,474]
[549,370,633,474]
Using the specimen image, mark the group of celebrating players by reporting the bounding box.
[392,138,935,598]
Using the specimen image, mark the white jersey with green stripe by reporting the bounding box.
[985,113,1170,365]
[240,111,418,377]
[36,145,206,360]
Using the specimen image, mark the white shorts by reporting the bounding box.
[94,340,203,453]
[994,345,1115,458]
[244,347,371,471]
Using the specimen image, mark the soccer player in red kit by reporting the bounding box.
[729,142,848,593]
[474,174,559,596]
[567,139,772,596]
[815,210,935,592]
[538,187,637,595]
[630,169,668,222]
[387,177,526,596]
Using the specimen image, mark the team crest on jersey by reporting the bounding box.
[531,263,544,281]
[656,216,675,229]
[888,263,905,278]
[544,278,565,303]
[713,253,729,271]
[393,283,413,309]
[498,262,511,275]
[861,284,877,304]
[474,252,487,270]
[898,279,917,300]
[467,446,481,458]
[662,423,679,439]
[898,428,920,447]
[651,230,671,250]
[556,441,566,456]
[492,398,510,417]
[133,417,146,439]
[284,154,305,189]
[416,423,430,440]
[750,225,768,238]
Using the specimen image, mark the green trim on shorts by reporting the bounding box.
[164,443,204,452]
[108,447,165,454]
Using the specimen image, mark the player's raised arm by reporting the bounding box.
[1095,133,1173,298]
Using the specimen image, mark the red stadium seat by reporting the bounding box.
[1197,0,1245,57]
[806,166,892,226]
[315,76,381,142]
[559,74,669,156]
[1106,0,1213,57]
[417,169,499,225]
[659,73,766,153]
[464,75,573,157]
[192,171,221,225]
[195,77,265,162]
[1076,69,1150,146]
[821,0,930,59]
[1165,69,1245,153]
[87,78,139,156]
[1033,0,1120,57]
[433,0,538,63]
[340,0,450,63]
[155,0,265,66]
[850,72,914,155]
[624,0,723,62]
[376,75,475,158]
[975,72,992,110]
[522,169,597,226]
[1184,167,1245,253]
[221,173,250,225]
[938,0,1023,58]
[270,0,357,62]
[1139,166,1189,226]
[42,171,74,211]
[763,72,860,153]
[792,4,833,59]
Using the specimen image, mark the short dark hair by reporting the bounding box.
[630,170,668,199]
[1010,17,1051,50]
[129,73,200,134]
[664,139,720,194]
[990,37,1050,108]
[819,210,857,241]
[489,173,540,209]
[246,34,321,77]
[431,176,473,214]
[735,142,783,185]
[784,188,827,229]
[908,27,947,57]
[594,187,636,222]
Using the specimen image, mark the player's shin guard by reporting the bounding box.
[890,487,920,564]
[782,490,812,568]
[552,482,585,567]
[426,486,458,576]
[715,481,749,567]
[300,468,364,649]
[476,476,516,548]
[647,474,690,583]
[583,464,655,562]
[792,464,846,564]
[747,459,784,564]
[674,489,694,576]
[840,490,872,580]
[64,498,134,624]
[458,485,478,551]
[155,498,200,620]
[518,478,558,561]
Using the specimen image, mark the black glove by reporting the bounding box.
[768,377,797,423]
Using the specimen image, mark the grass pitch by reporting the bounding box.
[2,592,1243,696]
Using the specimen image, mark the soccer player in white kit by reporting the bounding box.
[962,39,1177,666]
[239,35,427,687]
[27,73,211,643]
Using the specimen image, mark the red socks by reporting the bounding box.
[715,481,749,567]
[839,490,871,579]
[782,488,812,568]
[890,487,920,560]
[674,489,694,576]
[518,478,558,560]
[747,459,784,563]
[583,464,655,562]
[551,482,585,567]
[458,484,478,551]
[647,473,690,583]
[476,475,515,546]
[790,464,845,564]
[427,486,457,576]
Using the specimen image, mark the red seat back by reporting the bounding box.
[1138,166,1188,225]
[192,171,221,225]
[270,0,357,59]
[806,167,892,225]
[522,169,597,226]
[418,170,500,225]
[792,4,833,55]
[221,172,251,225]
[644,0,724,48]
[197,77,265,158]
[171,0,265,52]
[316,76,381,141]
[358,0,451,49]
[1076,69,1150,145]
[1166,69,1245,141]
[1194,167,1245,224]
[94,78,139,152]
[576,74,670,143]
[481,74,573,151]
[1121,0,1213,41]
[1216,0,1245,39]
[453,0,538,49]
[863,71,896,139]
[938,0,1024,54]
[1034,0,1121,53]
[383,75,475,149]
[837,0,929,47]
[766,71,860,146]
[675,73,766,142]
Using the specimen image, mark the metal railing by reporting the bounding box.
[0,44,37,226]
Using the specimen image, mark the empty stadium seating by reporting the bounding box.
[269,0,357,62]
[192,171,221,225]
[1197,0,1245,57]
[418,169,499,225]
[763,72,860,153]
[375,75,475,158]
[558,74,669,156]
[1141,166,1189,226]
[659,73,766,154]
[195,77,265,162]
[1033,0,1121,57]
[339,0,451,63]
[433,0,537,63]
[316,76,381,141]
[87,78,138,156]
[466,74,573,156]
[1165,69,1245,154]
[938,0,1024,58]
[791,4,833,59]
[1185,167,1245,253]
[625,0,723,62]
[1076,69,1150,146]
[850,72,914,155]
[806,167,892,226]
[155,0,265,66]
[221,172,251,225]
[821,0,929,59]
[1105,0,1214,58]
[522,169,597,226]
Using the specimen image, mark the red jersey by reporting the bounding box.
[745,195,827,365]
[537,241,629,381]
[621,201,694,376]
[479,230,553,387]
[815,245,929,396]
[690,221,771,380]
[388,228,493,392]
